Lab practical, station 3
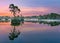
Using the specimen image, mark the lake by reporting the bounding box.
[0,22,60,43]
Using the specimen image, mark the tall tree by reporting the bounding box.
[9,4,21,17]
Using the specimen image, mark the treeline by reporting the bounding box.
[38,13,60,19]
[0,16,10,19]
[25,13,60,19]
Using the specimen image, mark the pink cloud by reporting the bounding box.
[20,7,60,16]
[0,6,60,16]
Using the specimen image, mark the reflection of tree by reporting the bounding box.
[9,26,21,40]
[9,21,24,40]
[39,21,60,26]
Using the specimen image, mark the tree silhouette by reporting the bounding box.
[9,4,21,17]
[9,26,20,40]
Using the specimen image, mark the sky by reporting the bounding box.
[0,0,60,16]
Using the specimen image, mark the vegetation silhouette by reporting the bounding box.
[11,18,21,26]
[9,26,20,40]
[9,4,20,17]
[39,21,60,26]
[11,20,24,26]
[38,13,60,19]
[9,4,24,25]
[23,13,60,26]
[9,20,24,40]
[25,21,60,26]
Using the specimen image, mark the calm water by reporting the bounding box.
[0,22,60,43]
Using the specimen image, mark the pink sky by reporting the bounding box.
[0,6,60,16]
[0,0,60,16]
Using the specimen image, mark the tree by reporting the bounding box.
[9,4,21,17]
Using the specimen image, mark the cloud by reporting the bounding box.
[20,7,60,16]
[19,0,60,7]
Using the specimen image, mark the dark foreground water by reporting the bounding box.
[0,22,60,43]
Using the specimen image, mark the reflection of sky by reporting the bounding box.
[0,0,60,16]
[0,22,60,43]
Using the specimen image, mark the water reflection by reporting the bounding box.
[9,21,24,40]
[0,21,60,43]
[39,21,60,26]
[9,26,20,40]
[28,21,60,26]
